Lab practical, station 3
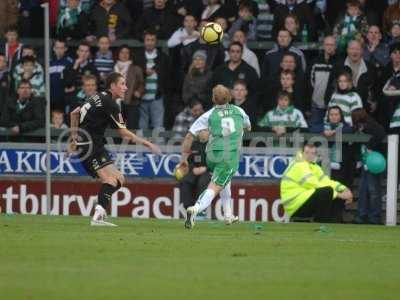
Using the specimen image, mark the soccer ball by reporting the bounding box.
[201,22,224,45]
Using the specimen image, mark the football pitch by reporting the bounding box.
[1,215,399,300]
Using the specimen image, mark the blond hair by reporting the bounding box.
[212,85,232,105]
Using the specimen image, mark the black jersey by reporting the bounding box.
[78,91,126,147]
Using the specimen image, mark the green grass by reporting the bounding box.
[1,215,400,300]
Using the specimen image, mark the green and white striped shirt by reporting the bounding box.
[13,62,45,97]
[327,91,363,125]
[258,106,308,129]
[390,105,400,128]
[142,50,158,101]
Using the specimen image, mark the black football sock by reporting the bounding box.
[98,183,119,209]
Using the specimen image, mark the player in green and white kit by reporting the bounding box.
[179,85,251,229]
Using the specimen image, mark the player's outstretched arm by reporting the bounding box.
[68,107,81,155]
[179,132,194,168]
[117,128,162,155]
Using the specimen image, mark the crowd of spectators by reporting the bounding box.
[0,0,398,223]
[0,0,397,136]
[0,0,396,133]
[0,0,398,137]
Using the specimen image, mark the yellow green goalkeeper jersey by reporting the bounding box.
[189,104,251,152]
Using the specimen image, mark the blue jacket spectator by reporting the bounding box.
[363,25,390,70]
[50,39,72,112]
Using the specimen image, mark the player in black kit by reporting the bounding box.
[68,72,161,226]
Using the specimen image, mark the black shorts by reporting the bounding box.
[77,144,114,178]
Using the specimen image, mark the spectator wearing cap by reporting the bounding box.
[339,40,377,110]
[210,42,259,100]
[182,50,213,109]
[172,99,204,137]
[135,30,170,130]
[380,42,400,128]
[56,0,90,40]
[272,0,318,42]
[136,0,180,40]
[87,0,132,42]
[0,80,44,136]
[228,0,258,41]
[260,29,306,81]
[363,26,390,72]
[308,36,342,128]
[230,30,260,77]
